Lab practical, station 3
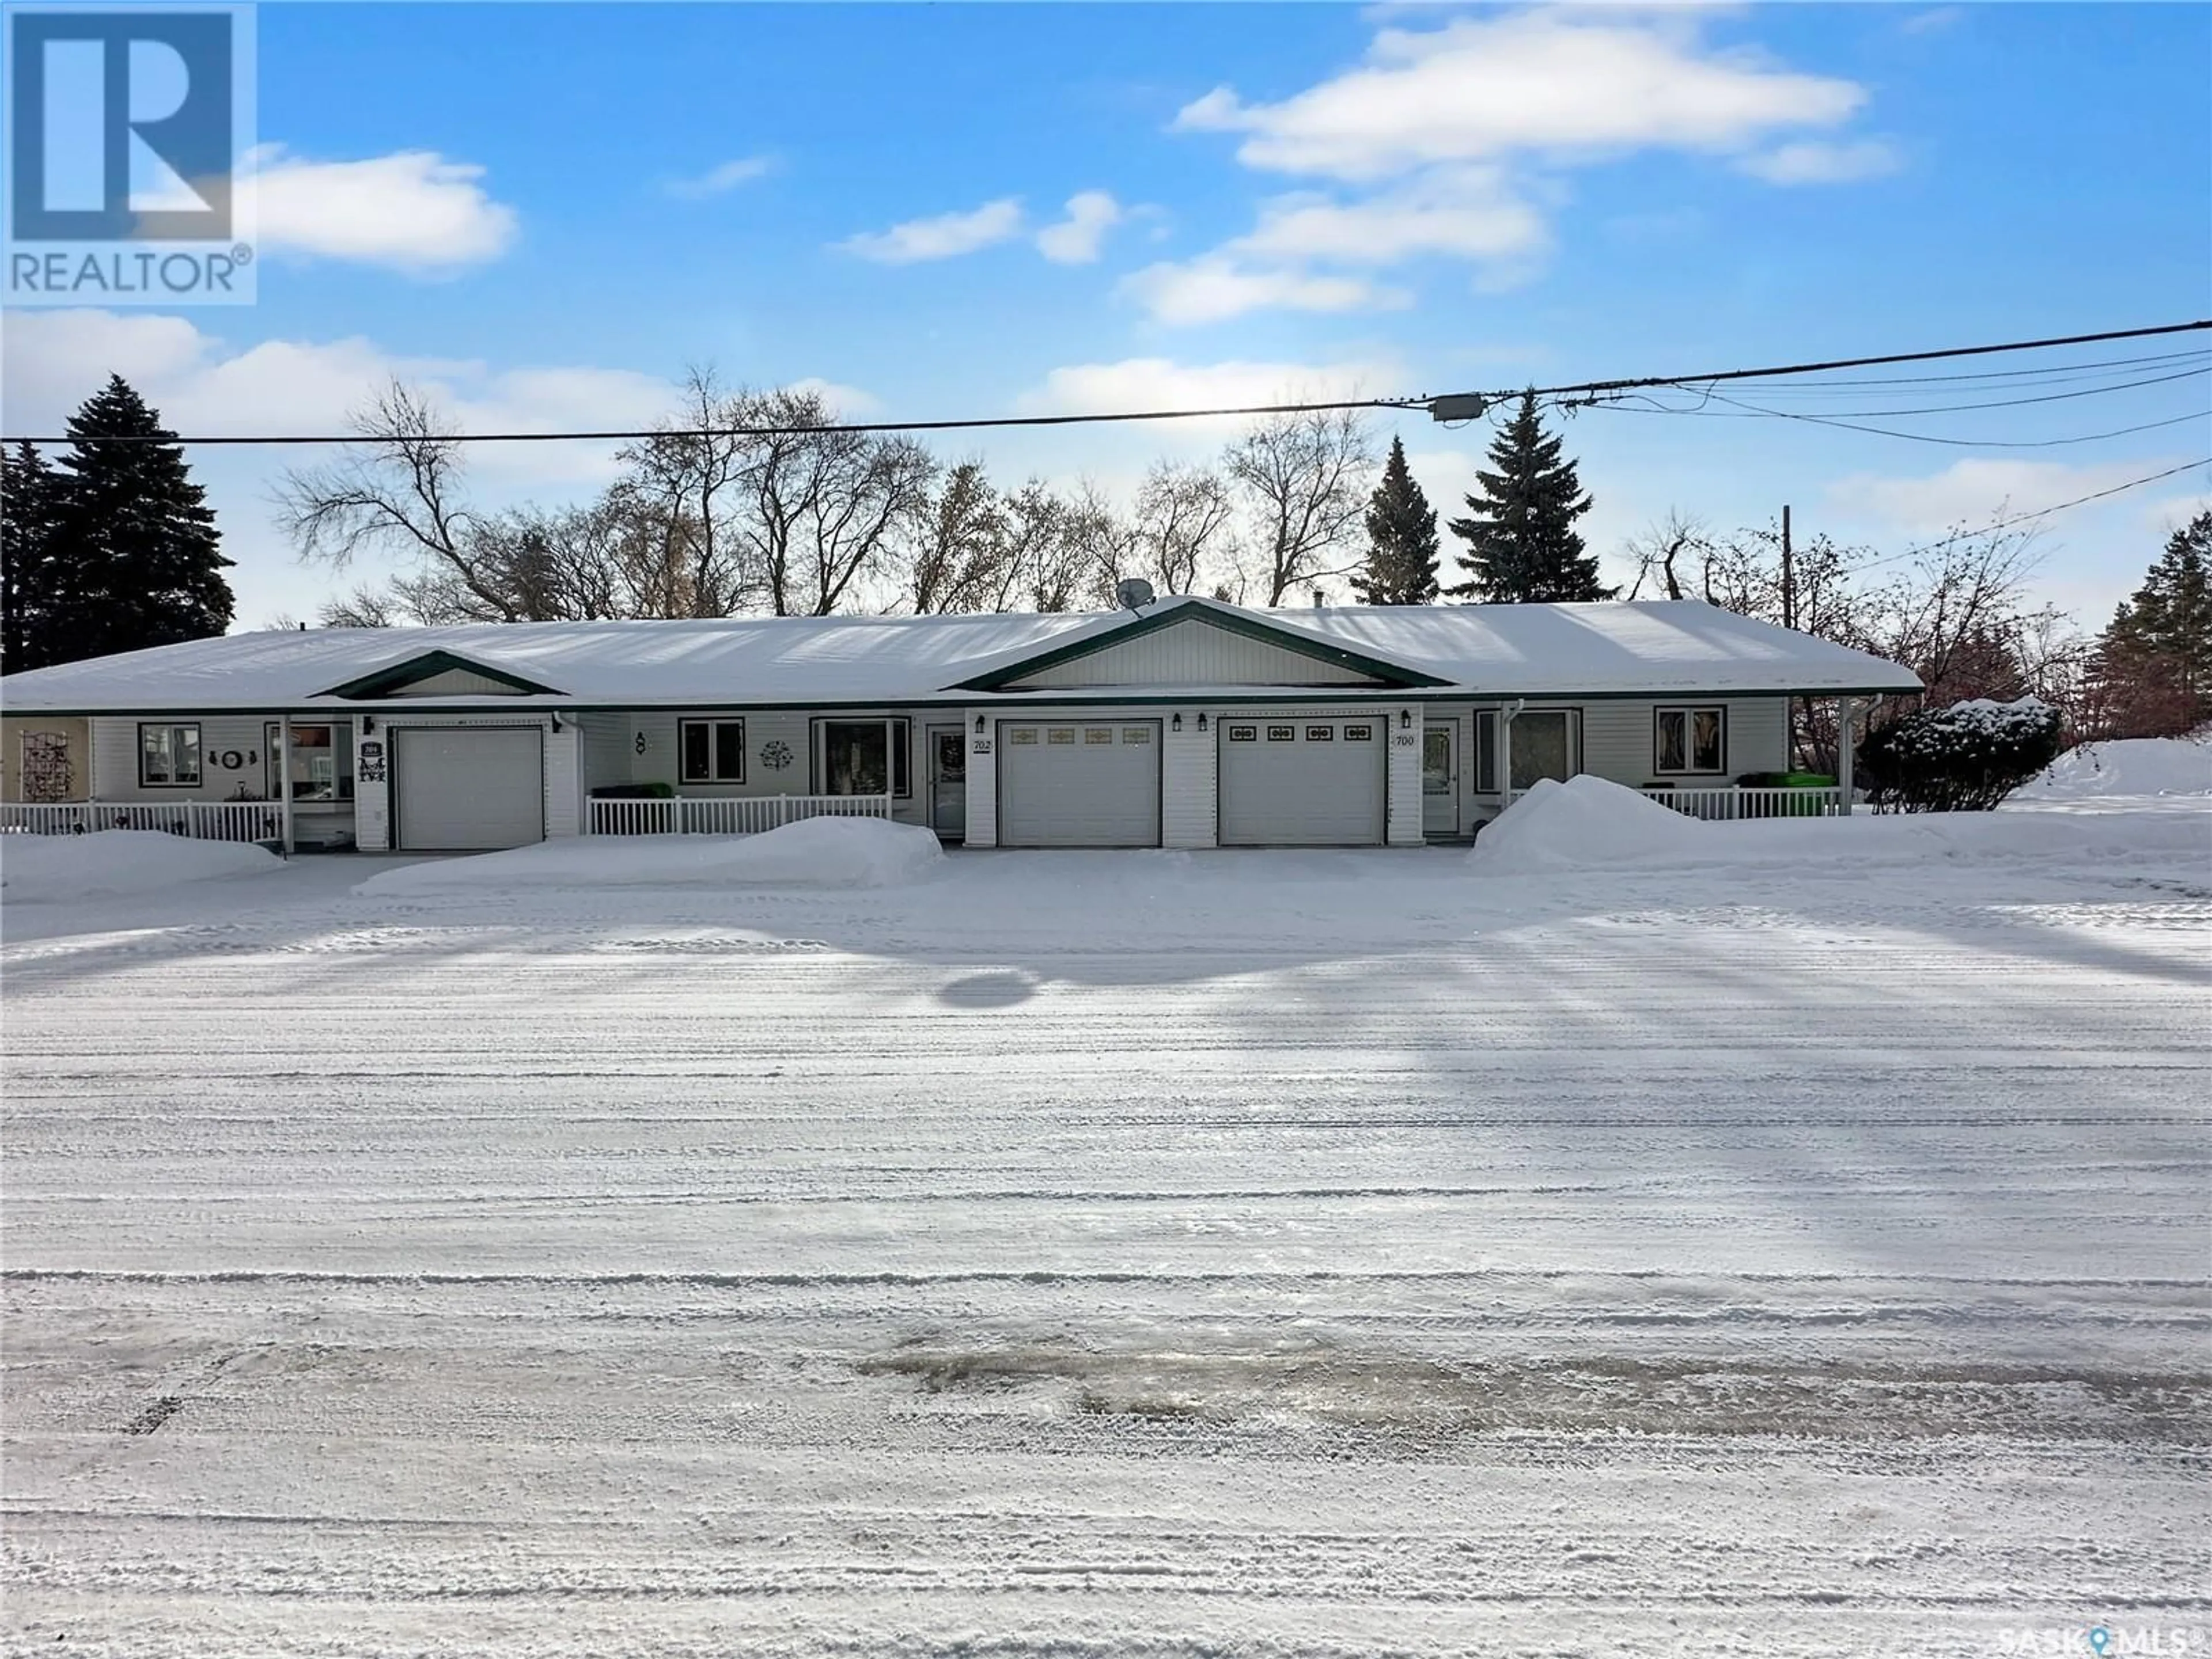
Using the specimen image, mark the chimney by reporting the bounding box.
[1310,590,1324,609]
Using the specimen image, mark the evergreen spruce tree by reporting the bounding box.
[1351,436,1440,605]
[2084,510,2212,736]
[1,441,65,671]
[1444,389,1612,603]
[39,376,232,668]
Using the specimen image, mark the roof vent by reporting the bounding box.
[1311,590,1325,608]
[1114,577,1155,612]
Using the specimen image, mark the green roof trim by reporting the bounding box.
[949,601,1452,692]
[316,649,567,701]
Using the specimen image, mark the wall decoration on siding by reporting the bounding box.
[18,732,73,802]
[634,732,649,755]
[760,739,794,771]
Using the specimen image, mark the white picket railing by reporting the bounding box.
[1497,785,1850,820]
[1641,786,1847,821]
[588,793,894,836]
[0,800,287,843]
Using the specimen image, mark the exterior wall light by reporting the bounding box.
[1197,713,1208,732]
[361,714,376,734]
[1400,709,1412,729]
[974,714,986,733]
[1172,713,1183,732]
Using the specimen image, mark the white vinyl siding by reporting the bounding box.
[997,719,1162,847]
[616,711,926,827]
[1161,712,1217,849]
[94,715,267,801]
[393,726,545,850]
[1581,698,1786,785]
[1007,618,1378,690]
[381,666,532,696]
[1218,717,1387,846]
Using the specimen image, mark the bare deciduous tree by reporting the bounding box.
[1223,408,1374,606]
[275,381,523,617]
[1128,461,1237,599]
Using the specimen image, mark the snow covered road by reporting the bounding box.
[3,826,2208,1656]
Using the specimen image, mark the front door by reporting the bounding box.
[928,725,967,840]
[1422,718,1459,838]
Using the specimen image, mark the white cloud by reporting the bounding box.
[252,146,519,273]
[1736,138,1903,185]
[839,198,1024,264]
[664,155,777,199]
[785,376,882,417]
[1119,256,1410,326]
[1232,168,1548,267]
[1,308,672,488]
[1018,355,1402,420]
[1176,12,1867,181]
[1035,191,1126,264]
[1827,458,2180,536]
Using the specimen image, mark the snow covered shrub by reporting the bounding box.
[1856,696,2063,812]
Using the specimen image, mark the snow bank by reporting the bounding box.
[1467,776,1709,875]
[2011,736,2212,801]
[1471,773,2209,877]
[356,816,948,896]
[0,828,283,904]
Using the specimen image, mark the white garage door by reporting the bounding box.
[394,726,545,851]
[1219,717,1387,846]
[997,720,1161,847]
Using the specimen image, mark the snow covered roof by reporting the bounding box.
[0,596,1920,714]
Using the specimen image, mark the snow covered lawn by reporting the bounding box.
[0,828,286,904]
[3,809,2207,1657]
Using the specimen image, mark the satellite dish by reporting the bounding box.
[1115,577,1156,611]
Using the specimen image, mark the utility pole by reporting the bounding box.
[1780,503,1796,632]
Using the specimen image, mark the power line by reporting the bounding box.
[1841,457,2211,574]
[7,319,2208,448]
[1588,402,2208,450]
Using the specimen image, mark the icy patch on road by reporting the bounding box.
[2013,735,2212,801]
[355,816,948,897]
[0,830,283,905]
[1471,774,2211,877]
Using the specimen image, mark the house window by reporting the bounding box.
[1473,711,1498,793]
[815,718,911,798]
[1509,710,1581,791]
[264,724,349,801]
[680,718,747,784]
[138,722,201,787]
[1655,707,1726,775]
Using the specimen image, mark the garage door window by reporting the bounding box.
[1227,725,1257,742]
[680,718,746,784]
[815,718,911,798]
[139,723,200,787]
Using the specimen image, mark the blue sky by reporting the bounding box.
[5,1,2208,627]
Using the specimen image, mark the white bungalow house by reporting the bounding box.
[0,596,1920,852]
